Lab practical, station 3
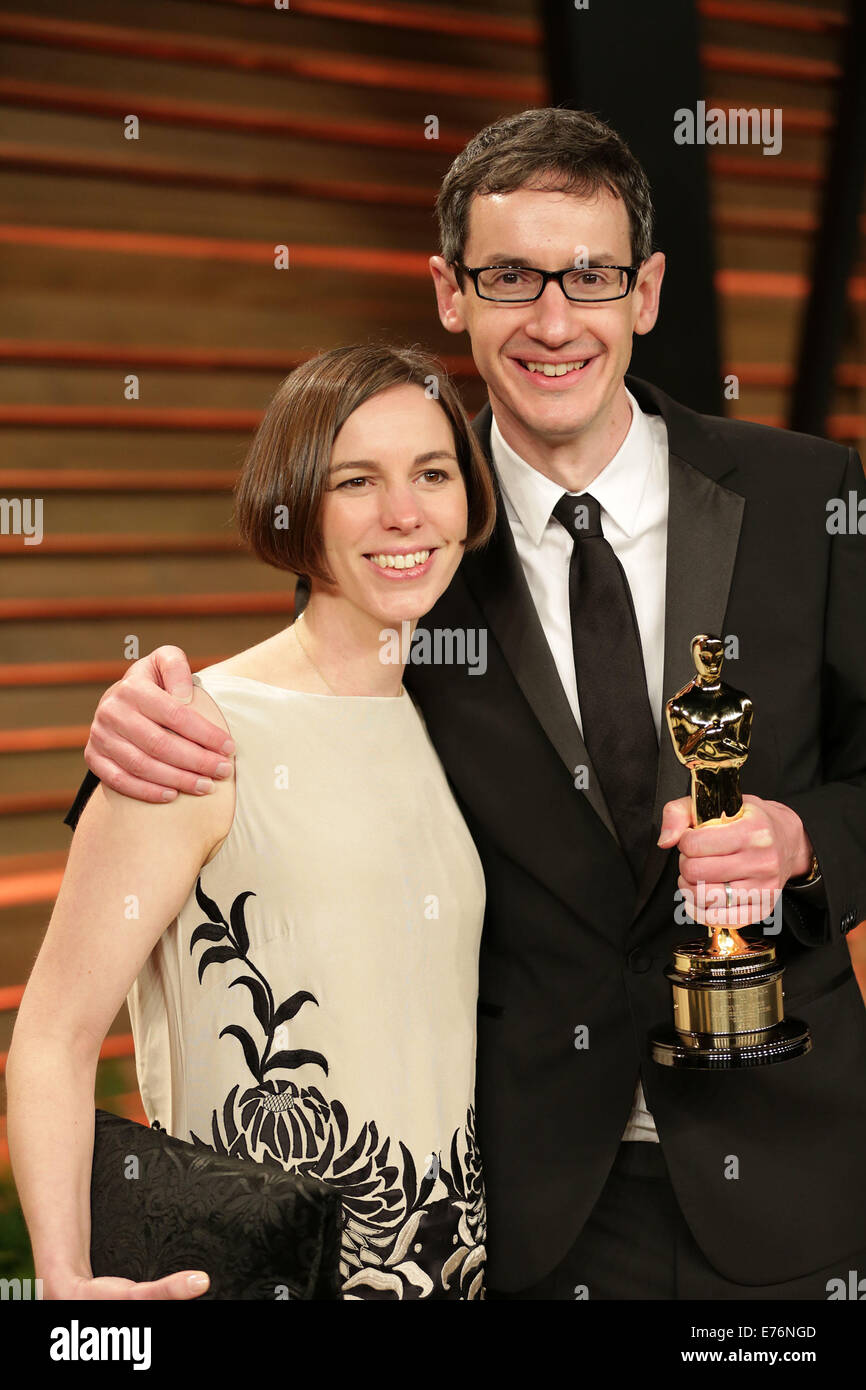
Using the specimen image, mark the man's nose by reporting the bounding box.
[526,278,585,340]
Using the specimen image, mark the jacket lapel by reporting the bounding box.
[466,380,746,906]
[633,448,745,917]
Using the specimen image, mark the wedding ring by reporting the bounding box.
[724,881,735,910]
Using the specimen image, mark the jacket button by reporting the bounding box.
[628,949,653,974]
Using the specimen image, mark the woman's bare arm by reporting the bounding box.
[6,686,235,1299]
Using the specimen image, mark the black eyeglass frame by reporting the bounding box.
[454,261,642,303]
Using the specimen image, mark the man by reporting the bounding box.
[64,108,866,1299]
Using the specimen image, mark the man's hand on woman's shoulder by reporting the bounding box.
[85,644,235,803]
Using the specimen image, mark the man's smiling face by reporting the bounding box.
[430,182,665,471]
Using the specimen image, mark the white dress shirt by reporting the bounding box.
[489,388,669,1142]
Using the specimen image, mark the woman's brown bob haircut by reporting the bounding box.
[234,342,498,586]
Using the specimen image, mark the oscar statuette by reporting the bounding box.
[649,635,812,1069]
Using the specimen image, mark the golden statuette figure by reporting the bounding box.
[649,635,812,1069]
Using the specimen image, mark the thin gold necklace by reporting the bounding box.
[292,616,338,695]
[292,615,405,699]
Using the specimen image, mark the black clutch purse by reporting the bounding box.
[90,1108,343,1300]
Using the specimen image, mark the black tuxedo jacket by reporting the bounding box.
[64,375,866,1293]
[402,375,866,1290]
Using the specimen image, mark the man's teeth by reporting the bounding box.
[523,359,588,375]
[368,549,431,569]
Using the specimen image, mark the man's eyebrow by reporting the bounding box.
[329,450,457,474]
[477,254,535,267]
[477,252,619,266]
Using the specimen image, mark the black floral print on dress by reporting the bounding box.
[186,879,486,1299]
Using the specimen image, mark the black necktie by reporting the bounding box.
[551,492,658,883]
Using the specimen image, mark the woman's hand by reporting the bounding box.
[45,1270,210,1300]
[85,645,235,802]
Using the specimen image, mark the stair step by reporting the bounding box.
[0,533,246,556]
[0,592,293,620]
[0,468,235,491]
[0,556,276,600]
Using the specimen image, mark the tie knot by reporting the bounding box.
[551,491,603,541]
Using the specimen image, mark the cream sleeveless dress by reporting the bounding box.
[126,667,487,1300]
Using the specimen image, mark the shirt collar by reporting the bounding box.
[490,387,657,545]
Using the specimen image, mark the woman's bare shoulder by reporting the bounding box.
[188,677,233,733]
[198,630,316,693]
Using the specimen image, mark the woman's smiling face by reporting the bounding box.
[318,382,470,627]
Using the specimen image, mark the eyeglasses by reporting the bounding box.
[455,262,641,303]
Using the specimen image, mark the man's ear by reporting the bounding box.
[429,255,468,334]
[632,251,665,337]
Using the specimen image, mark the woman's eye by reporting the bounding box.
[335,470,449,489]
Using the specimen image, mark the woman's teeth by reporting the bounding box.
[367,549,431,569]
[522,359,588,375]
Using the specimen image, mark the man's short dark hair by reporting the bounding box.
[436,106,655,285]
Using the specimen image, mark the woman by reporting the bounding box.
[6,343,497,1301]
